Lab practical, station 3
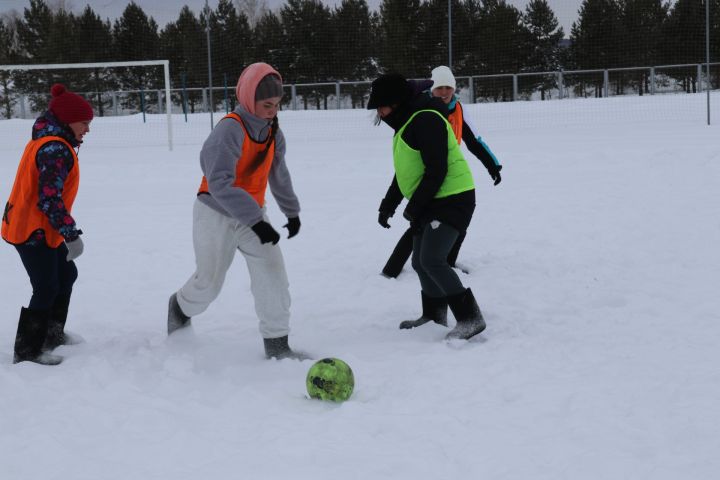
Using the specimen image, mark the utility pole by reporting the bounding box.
[706,0,711,125]
[206,0,214,129]
[448,0,452,69]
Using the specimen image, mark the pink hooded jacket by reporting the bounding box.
[235,63,283,115]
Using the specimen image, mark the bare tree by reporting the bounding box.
[47,0,75,13]
[235,0,268,27]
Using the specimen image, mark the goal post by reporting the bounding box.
[0,60,173,150]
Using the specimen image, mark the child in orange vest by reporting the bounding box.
[167,63,308,360]
[382,66,503,279]
[2,84,92,365]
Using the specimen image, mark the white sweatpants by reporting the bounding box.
[176,199,291,339]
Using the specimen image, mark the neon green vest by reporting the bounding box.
[393,109,474,200]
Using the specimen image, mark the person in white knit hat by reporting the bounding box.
[381,66,503,279]
[429,65,501,185]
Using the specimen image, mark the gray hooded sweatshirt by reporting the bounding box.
[197,105,300,227]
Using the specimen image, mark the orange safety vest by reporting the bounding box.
[2,136,79,247]
[447,101,464,145]
[198,112,275,207]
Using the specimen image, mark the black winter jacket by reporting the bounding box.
[378,90,475,233]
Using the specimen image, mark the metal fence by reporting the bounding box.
[2,61,718,119]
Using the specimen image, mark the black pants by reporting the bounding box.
[411,222,466,298]
[383,227,467,277]
[15,242,77,310]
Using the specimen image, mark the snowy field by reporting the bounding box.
[1,94,719,479]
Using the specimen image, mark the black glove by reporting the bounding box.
[489,165,502,186]
[283,216,301,239]
[378,211,392,228]
[251,221,280,245]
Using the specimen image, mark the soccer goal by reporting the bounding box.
[0,60,173,150]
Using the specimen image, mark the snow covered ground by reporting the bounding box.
[1,94,719,479]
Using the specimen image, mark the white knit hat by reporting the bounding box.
[430,66,456,90]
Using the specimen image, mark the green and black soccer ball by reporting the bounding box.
[306,358,354,402]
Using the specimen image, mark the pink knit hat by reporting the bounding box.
[48,84,94,124]
[236,63,283,115]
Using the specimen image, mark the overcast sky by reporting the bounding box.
[0,0,581,35]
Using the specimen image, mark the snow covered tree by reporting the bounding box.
[464,0,530,101]
[569,0,622,97]
[616,0,667,95]
[14,0,83,109]
[251,11,287,78]
[112,2,161,109]
[160,6,205,112]
[569,0,622,70]
[280,0,334,108]
[74,6,115,115]
[377,0,425,77]
[331,0,377,107]
[0,15,19,118]
[209,0,253,110]
[522,0,564,99]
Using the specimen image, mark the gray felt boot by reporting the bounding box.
[399,291,448,329]
[445,288,486,340]
[264,335,311,360]
[167,293,191,335]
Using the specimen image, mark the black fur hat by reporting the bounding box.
[366,73,412,109]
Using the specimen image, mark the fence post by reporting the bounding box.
[468,77,474,103]
[157,90,162,113]
[112,92,118,116]
[336,82,341,109]
[181,73,188,122]
[291,84,297,110]
[140,87,146,123]
[202,88,208,112]
[19,95,26,119]
[224,74,229,114]
[698,64,703,92]
[558,71,564,99]
[512,75,518,101]
[650,67,656,95]
[603,70,609,97]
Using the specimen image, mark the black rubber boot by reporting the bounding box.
[167,293,191,335]
[44,299,83,351]
[446,288,486,340]
[264,335,311,360]
[399,291,448,329]
[382,228,414,278]
[14,307,63,365]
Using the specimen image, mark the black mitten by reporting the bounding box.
[283,216,301,238]
[489,165,502,186]
[251,221,280,245]
[378,211,392,228]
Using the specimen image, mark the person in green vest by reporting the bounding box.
[367,73,486,341]
[381,66,502,278]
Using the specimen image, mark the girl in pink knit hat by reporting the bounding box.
[167,63,308,360]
